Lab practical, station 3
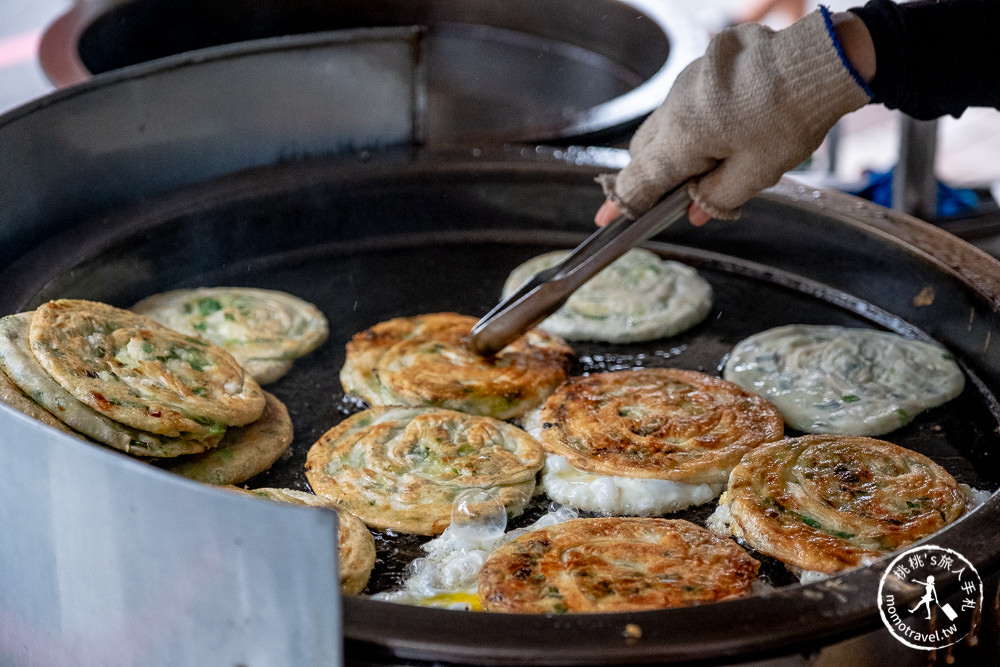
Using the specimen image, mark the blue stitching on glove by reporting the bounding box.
[820,5,873,99]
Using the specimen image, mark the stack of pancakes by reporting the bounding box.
[0,299,291,484]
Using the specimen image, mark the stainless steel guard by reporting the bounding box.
[0,410,343,666]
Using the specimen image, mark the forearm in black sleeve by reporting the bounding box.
[850,0,1000,119]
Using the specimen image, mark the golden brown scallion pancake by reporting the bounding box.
[132,287,328,384]
[532,368,784,485]
[339,312,572,420]
[0,312,220,456]
[305,406,543,535]
[225,486,376,595]
[477,517,759,613]
[723,435,970,573]
[29,299,265,439]
[155,392,293,484]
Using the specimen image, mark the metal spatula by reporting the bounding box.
[470,185,692,356]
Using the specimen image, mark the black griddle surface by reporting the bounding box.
[163,235,1000,594]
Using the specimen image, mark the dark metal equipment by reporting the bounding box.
[39,0,707,146]
[4,141,1000,666]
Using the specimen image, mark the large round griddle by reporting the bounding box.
[2,147,999,665]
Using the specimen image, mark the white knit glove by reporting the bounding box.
[598,9,871,220]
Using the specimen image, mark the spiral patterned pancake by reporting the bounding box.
[29,300,265,439]
[340,312,572,420]
[305,406,544,535]
[478,517,759,613]
[532,369,784,485]
[723,325,965,435]
[132,287,328,384]
[724,435,970,573]
[502,248,713,343]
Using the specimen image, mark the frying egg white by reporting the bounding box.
[374,489,578,610]
[540,453,724,516]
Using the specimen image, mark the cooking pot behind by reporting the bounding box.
[40,0,707,145]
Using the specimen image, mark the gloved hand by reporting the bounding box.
[597,9,872,221]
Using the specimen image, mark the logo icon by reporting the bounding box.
[878,545,983,650]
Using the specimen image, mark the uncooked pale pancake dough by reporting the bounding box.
[225,486,376,594]
[0,312,220,457]
[156,391,293,484]
[501,248,713,343]
[29,299,265,439]
[132,287,328,384]
[478,517,759,613]
[305,406,543,535]
[719,434,969,573]
[529,368,784,486]
[723,324,965,435]
[340,312,572,420]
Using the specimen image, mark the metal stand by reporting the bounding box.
[892,117,939,220]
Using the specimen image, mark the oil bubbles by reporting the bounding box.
[450,487,507,541]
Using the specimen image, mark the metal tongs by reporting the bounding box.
[470,184,692,356]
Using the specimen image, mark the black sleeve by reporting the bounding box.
[849,0,1000,119]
